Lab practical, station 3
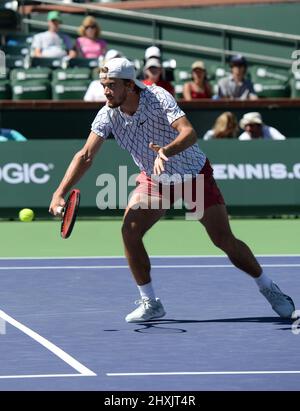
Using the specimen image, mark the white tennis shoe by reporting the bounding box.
[260,282,295,318]
[125,297,166,323]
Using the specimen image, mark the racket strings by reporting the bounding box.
[61,190,80,238]
[64,197,76,229]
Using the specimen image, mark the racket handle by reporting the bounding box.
[56,206,64,216]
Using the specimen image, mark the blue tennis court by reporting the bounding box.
[0,255,299,391]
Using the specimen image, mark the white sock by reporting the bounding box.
[137,281,156,300]
[255,272,273,289]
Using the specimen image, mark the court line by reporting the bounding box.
[0,264,299,270]
[0,310,96,378]
[0,373,92,380]
[107,370,300,377]
[0,254,299,260]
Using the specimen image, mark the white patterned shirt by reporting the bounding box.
[91,85,206,178]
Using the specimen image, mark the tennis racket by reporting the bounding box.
[57,189,81,239]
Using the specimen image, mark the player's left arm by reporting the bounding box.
[149,115,197,175]
[164,115,197,157]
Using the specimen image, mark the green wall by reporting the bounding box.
[0,139,299,217]
[146,3,300,35]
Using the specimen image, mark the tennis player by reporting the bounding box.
[49,58,295,322]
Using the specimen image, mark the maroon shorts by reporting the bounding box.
[134,158,225,211]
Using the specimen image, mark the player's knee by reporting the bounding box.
[121,221,144,242]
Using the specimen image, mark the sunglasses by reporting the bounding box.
[85,25,97,29]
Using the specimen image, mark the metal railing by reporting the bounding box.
[21,0,300,66]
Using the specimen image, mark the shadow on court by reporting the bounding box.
[132,316,294,333]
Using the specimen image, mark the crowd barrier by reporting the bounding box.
[0,139,299,217]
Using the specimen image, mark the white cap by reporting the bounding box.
[144,58,162,71]
[104,49,123,62]
[100,57,146,89]
[145,46,161,60]
[239,112,263,129]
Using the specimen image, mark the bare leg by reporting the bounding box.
[122,194,166,285]
[201,205,262,278]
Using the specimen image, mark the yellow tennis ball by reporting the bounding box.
[19,208,35,222]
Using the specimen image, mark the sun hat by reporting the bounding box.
[239,112,263,129]
[191,60,206,70]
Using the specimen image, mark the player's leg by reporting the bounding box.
[122,194,166,286]
[200,204,261,277]
[200,204,295,318]
[122,193,166,322]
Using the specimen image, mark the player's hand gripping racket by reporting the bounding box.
[57,189,80,239]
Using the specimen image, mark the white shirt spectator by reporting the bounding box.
[84,80,106,102]
[239,125,286,140]
[31,31,73,58]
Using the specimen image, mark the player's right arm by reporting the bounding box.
[49,131,104,215]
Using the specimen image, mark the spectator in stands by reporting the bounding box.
[239,112,286,140]
[144,45,161,63]
[0,128,27,142]
[203,112,239,140]
[142,58,175,96]
[183,60,212,100]
[218,54,257,100]
[84,49,124,102]
[75,16,107,59]
[31,11,75,58]
[142,45,175,85]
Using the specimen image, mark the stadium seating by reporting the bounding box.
[5,33,33,47]
[5,55,25,70]
[11,80,51,100]
[290,72,300,98]
[249,65,290,97]
[3,44,30,57]
[249,65,290,83]
[51,67,91,82]
[67,57,98,69]
[173,67,191,98]
[30,57,65,69]
[51,79,90,100]
[10,67,52,82]
[0,79,11,99]
[51,67,91,99]
[253,81,290,98]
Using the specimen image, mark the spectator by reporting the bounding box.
[218,54,257,100]
[144,45,161,62]
[183,60,212,100]
[75,16,107,59]
[142,45,175,84]
[31,11,75,58]
[84,49,123,102]
[203,112,239,140]
[142,58,175,96]
[0,128,27,141]
[239,112,286,140]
